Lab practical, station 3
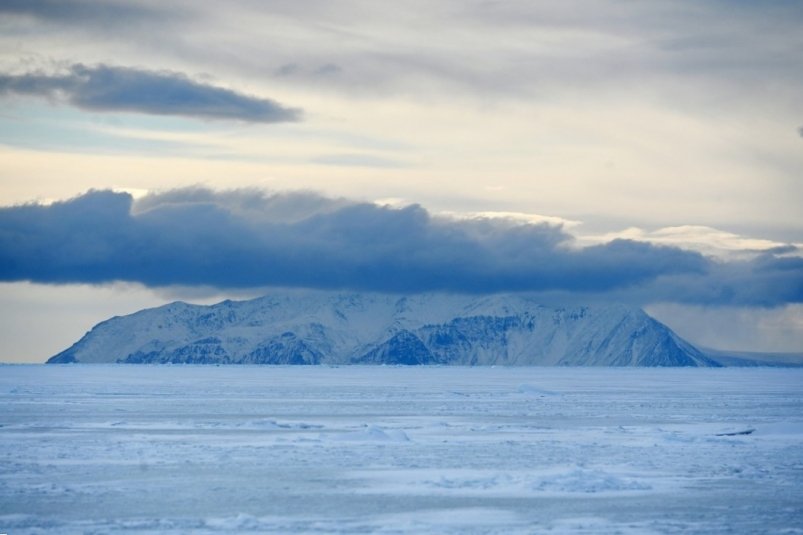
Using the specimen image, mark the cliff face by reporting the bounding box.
[48,292,719,367]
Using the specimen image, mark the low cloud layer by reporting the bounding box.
[0,64,300,123]
[0,189,800,306]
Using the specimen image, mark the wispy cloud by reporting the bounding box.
[1,188,799,306]
[0,64,301,123]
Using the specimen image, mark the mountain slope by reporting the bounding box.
[48,292,719,367]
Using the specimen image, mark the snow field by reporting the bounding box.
[0,365,802,533]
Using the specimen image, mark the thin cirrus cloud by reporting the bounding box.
[0,188,800,306]
[0,64,301,123]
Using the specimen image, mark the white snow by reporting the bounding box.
[1,365,802,534]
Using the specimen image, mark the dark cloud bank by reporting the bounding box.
[0,64,300,123]
[1,189,800,306]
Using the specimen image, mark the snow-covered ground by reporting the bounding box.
[1,365,801,534]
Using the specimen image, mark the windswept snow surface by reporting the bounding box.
[1,366,802,534]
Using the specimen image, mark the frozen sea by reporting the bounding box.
[1,366,802,534]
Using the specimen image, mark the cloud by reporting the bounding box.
[1,188,800,306]
[638,255,803,307]
[4,1,802,108]
[310,153,407,168]
[0,64,301,123]
[579,225,801,260]
[0,0,168,26]
[442,211,582,230]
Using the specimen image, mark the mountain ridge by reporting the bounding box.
[48,291,720,367]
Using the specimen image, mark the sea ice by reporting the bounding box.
[0,365,801,534]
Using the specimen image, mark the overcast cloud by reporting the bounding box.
[0,188,798,306]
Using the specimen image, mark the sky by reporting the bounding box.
[0,0,801,362]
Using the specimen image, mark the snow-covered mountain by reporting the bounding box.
[47,292,720,366]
